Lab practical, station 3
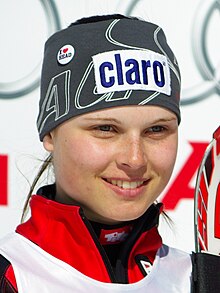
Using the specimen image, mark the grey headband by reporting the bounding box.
[37,16,181,141]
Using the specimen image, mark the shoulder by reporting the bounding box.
[157,244,192,264]
[144,244,192,292]
[159,243,191,258]
[158,244,192,267]
[0,254,17,293]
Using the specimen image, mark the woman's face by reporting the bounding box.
[43,105,178,224]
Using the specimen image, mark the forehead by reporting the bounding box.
[74,105,177,122]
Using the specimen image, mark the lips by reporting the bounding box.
[104,178,146,189]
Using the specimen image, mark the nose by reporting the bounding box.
[116,136,147,171]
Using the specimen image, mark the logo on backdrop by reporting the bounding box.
[0,0,61,99]
[0,0,219,102]
[180,0,220,105]
[162,142,209,209]
[126,0,220,105]
[0,155,8,206]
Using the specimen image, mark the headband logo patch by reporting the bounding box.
[57,45,75,65]
[93,49,171,95]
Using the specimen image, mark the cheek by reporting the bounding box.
[56,137,112,175]
[151,137,178,175]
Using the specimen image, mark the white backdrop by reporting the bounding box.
[0,0,219,253]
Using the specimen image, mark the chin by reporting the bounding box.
[106,208,148,223]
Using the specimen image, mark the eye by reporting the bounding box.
[147,125,166,133]
[97,125,113,132]
[91,124,117,138]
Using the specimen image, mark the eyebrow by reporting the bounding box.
[149,117,178,123]
[84,117,177,123]
[83,117,122,124]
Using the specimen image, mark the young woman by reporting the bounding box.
[0,14,192,292]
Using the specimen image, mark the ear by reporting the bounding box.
[43,133,54,152]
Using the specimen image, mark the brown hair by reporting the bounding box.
[21,154,52,222]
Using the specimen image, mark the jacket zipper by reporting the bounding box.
[79,204,161,284]
[80,211,117,283]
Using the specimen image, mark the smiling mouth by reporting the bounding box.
[104,179,147,189]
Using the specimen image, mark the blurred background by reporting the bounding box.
[0,0,219,252]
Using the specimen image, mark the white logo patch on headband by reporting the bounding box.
[57,45,75,65]
[93,49,171,95]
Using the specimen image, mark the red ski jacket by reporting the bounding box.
[0,184,164,292]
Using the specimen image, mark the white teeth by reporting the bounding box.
[130,182,138,188]
[112,180,117,186]
[122,181,131,189]
[107,179,144,189]
[118,180,123,188]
